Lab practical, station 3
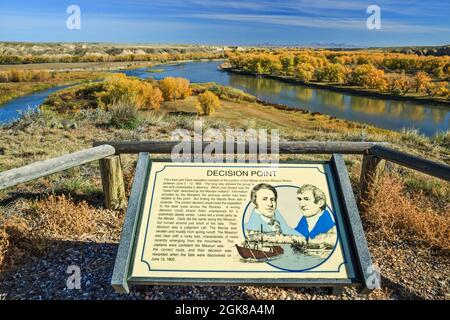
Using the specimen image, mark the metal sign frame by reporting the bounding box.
[111,153,374,294]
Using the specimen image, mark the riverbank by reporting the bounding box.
[0,59,225,107]
[0,61,156,72]
[0,58,225,72]
[222,66,450,108]
[0,71,107,106]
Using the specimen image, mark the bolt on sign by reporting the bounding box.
[112,153,375,294]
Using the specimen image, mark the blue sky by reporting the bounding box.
[0,0,449,46]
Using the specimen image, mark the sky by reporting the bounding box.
[0,0,449,46]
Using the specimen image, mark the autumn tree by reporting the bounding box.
[351,64,375,86]
[385,73,414,95]
[314,68,326,81]
[197,90,221,116]
[225,50,450,98]
[158,77,191,101]
[280,55,294,74]
[426,81,449,97]
[351,64,387,90]
[323,63,347,83]
[294,63,315,83]
[435,82,449,97]
[414,72,432,93]
[136,83,163,110]
[96,73,163,110]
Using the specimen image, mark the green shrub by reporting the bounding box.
[108,103,142,129]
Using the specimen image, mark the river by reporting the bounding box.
[1,61,449,136]
[0,85,70,124]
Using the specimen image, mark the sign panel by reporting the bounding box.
[112,154,373,293]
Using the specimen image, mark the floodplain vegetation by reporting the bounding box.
[0,72,448,299]
[0,46,225,106]
[0,69,107,105]
[225,50,450,103]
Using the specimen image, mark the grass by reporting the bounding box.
[0,82,52,105]
[108,103,142,130]
[55,176,101,195]
[191,82,257,103]
[400,128,430,146]
[432,131,450,149]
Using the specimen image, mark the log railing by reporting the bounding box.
[0,145,115,190]
[1,141,449,210]
[93,141,385,155]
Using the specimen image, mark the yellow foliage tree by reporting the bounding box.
[414,72,432,93]
[352,64,387,90]
[96,73,163,110]
[197,91,221,116]
[386,73,414,95]
[427,81,449,97]
[158,77,191,101]
[323,63,347,83]
[294,63,315,83]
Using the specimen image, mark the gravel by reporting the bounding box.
[0,231,448,300]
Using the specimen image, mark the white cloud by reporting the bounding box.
[181,12,450,33]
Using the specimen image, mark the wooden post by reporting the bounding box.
[359,155,381,210]
[99,155,127,210]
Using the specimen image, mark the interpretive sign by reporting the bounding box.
[112,153,375,294]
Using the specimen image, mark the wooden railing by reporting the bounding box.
[1,141,449,210]
[0,145,115,190]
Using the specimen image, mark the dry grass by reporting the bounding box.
[0,215,30,271]
[0,194,123,271]
[0,225,8,268]
[29,195,94,242]
[363,173,450,251]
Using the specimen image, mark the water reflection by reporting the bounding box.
[349,96,388,115]
[432,109,449,124]
[296,87,314,103]
[315,90,347,111]
[124,61,449,136]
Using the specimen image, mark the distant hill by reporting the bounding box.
[0,42,227,57]
[253,42,361,49]
[376,45,450,57]
[1,42,448,58]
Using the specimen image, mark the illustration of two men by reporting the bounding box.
[245,183,336,242]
